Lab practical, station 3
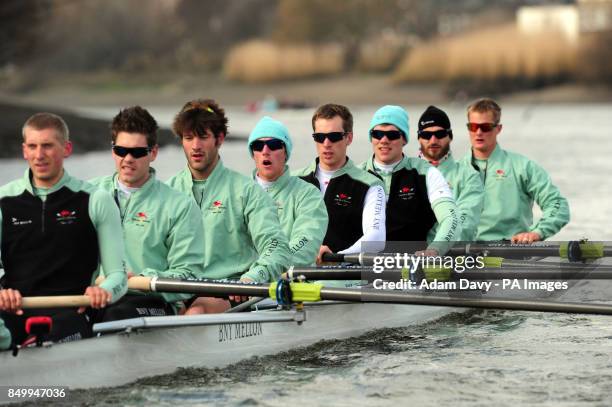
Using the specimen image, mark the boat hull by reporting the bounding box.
[0,302,458,389]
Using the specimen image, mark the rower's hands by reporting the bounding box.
[0,288,23,315]
[316,245,333,265]
[511,232,541,244]
[78,286,112,313]
[229,278,254,303]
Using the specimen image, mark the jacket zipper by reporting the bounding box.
[482,160,488,183]
[41,200,46,233]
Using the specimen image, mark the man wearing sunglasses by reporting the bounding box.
[417,105,483,242]
[361,105,460,255]
[168,99,290,313]
[0,113,127,346]
[90,106,204,319]
[461,98,569,243]
[295,103,386,262]
[247,116,328,266]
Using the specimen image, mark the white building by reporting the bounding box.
[578,0,612,32]
[517,5,580,43]
[517,1,612,42]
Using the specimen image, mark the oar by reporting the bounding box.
[283,264,612,281]
[20,295,91,309]
[125,276,612,316]
[322,241,612,264]
[355,288,612,316]
[322,252,371,264]
[447,241,611,261]
[283,268,612,281]
[306,257,612,281]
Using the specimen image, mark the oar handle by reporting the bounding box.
[127,276,153,291]
[96,275,153,292]
[21,295,91,309]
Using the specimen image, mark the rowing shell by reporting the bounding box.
[0,301,460,389]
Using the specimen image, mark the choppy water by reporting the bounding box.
[5,103,612,406]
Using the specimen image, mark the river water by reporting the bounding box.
[5,103,612,406]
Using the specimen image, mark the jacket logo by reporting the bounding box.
[11,217,33,226]
[132,211,151,226]
[56,210,77,225]
[398,185,415,200]
[495,169,507,180]
[334,193,352,207]
[208,200,226,214]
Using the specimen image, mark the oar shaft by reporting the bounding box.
[448,242,612,259]
[457,268,612,280]
[321,287,612,316]
[321,253,377,265]
[147,277,271,297]
[285,266,612,281]
[120,277,612,316]
[323,242,612,265]
[21,295,91,309]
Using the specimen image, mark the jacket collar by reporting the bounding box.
[25,167,71,195]
[365,154,410,174]
[252,165,291,192]
[111,168,157,195]
[308,156,356,179]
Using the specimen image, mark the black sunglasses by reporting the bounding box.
[370,130,404,141]
[312,132,346,143]
[251,139,285,152]
[112,145,151,158]
[418,129,450,140]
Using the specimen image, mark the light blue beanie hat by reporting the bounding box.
[368,105,409,143]
[248,116,292,160]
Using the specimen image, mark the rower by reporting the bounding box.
[294,103,386,263]
[417,105,484,242]
[247,116,328,266]
[360,105,461,255]
[90,106,205,319]
[0,113,127,345]
[167,99,291,314]
[460,98,570,243]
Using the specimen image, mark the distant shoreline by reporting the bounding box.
[2,73,611,109]
[0,100,180,159]
[1,75,609,157]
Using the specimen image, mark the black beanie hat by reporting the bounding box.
[418,105,452,138]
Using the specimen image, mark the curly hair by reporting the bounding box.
[172,99,228,139]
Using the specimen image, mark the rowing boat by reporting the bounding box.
[0,300,460,389]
